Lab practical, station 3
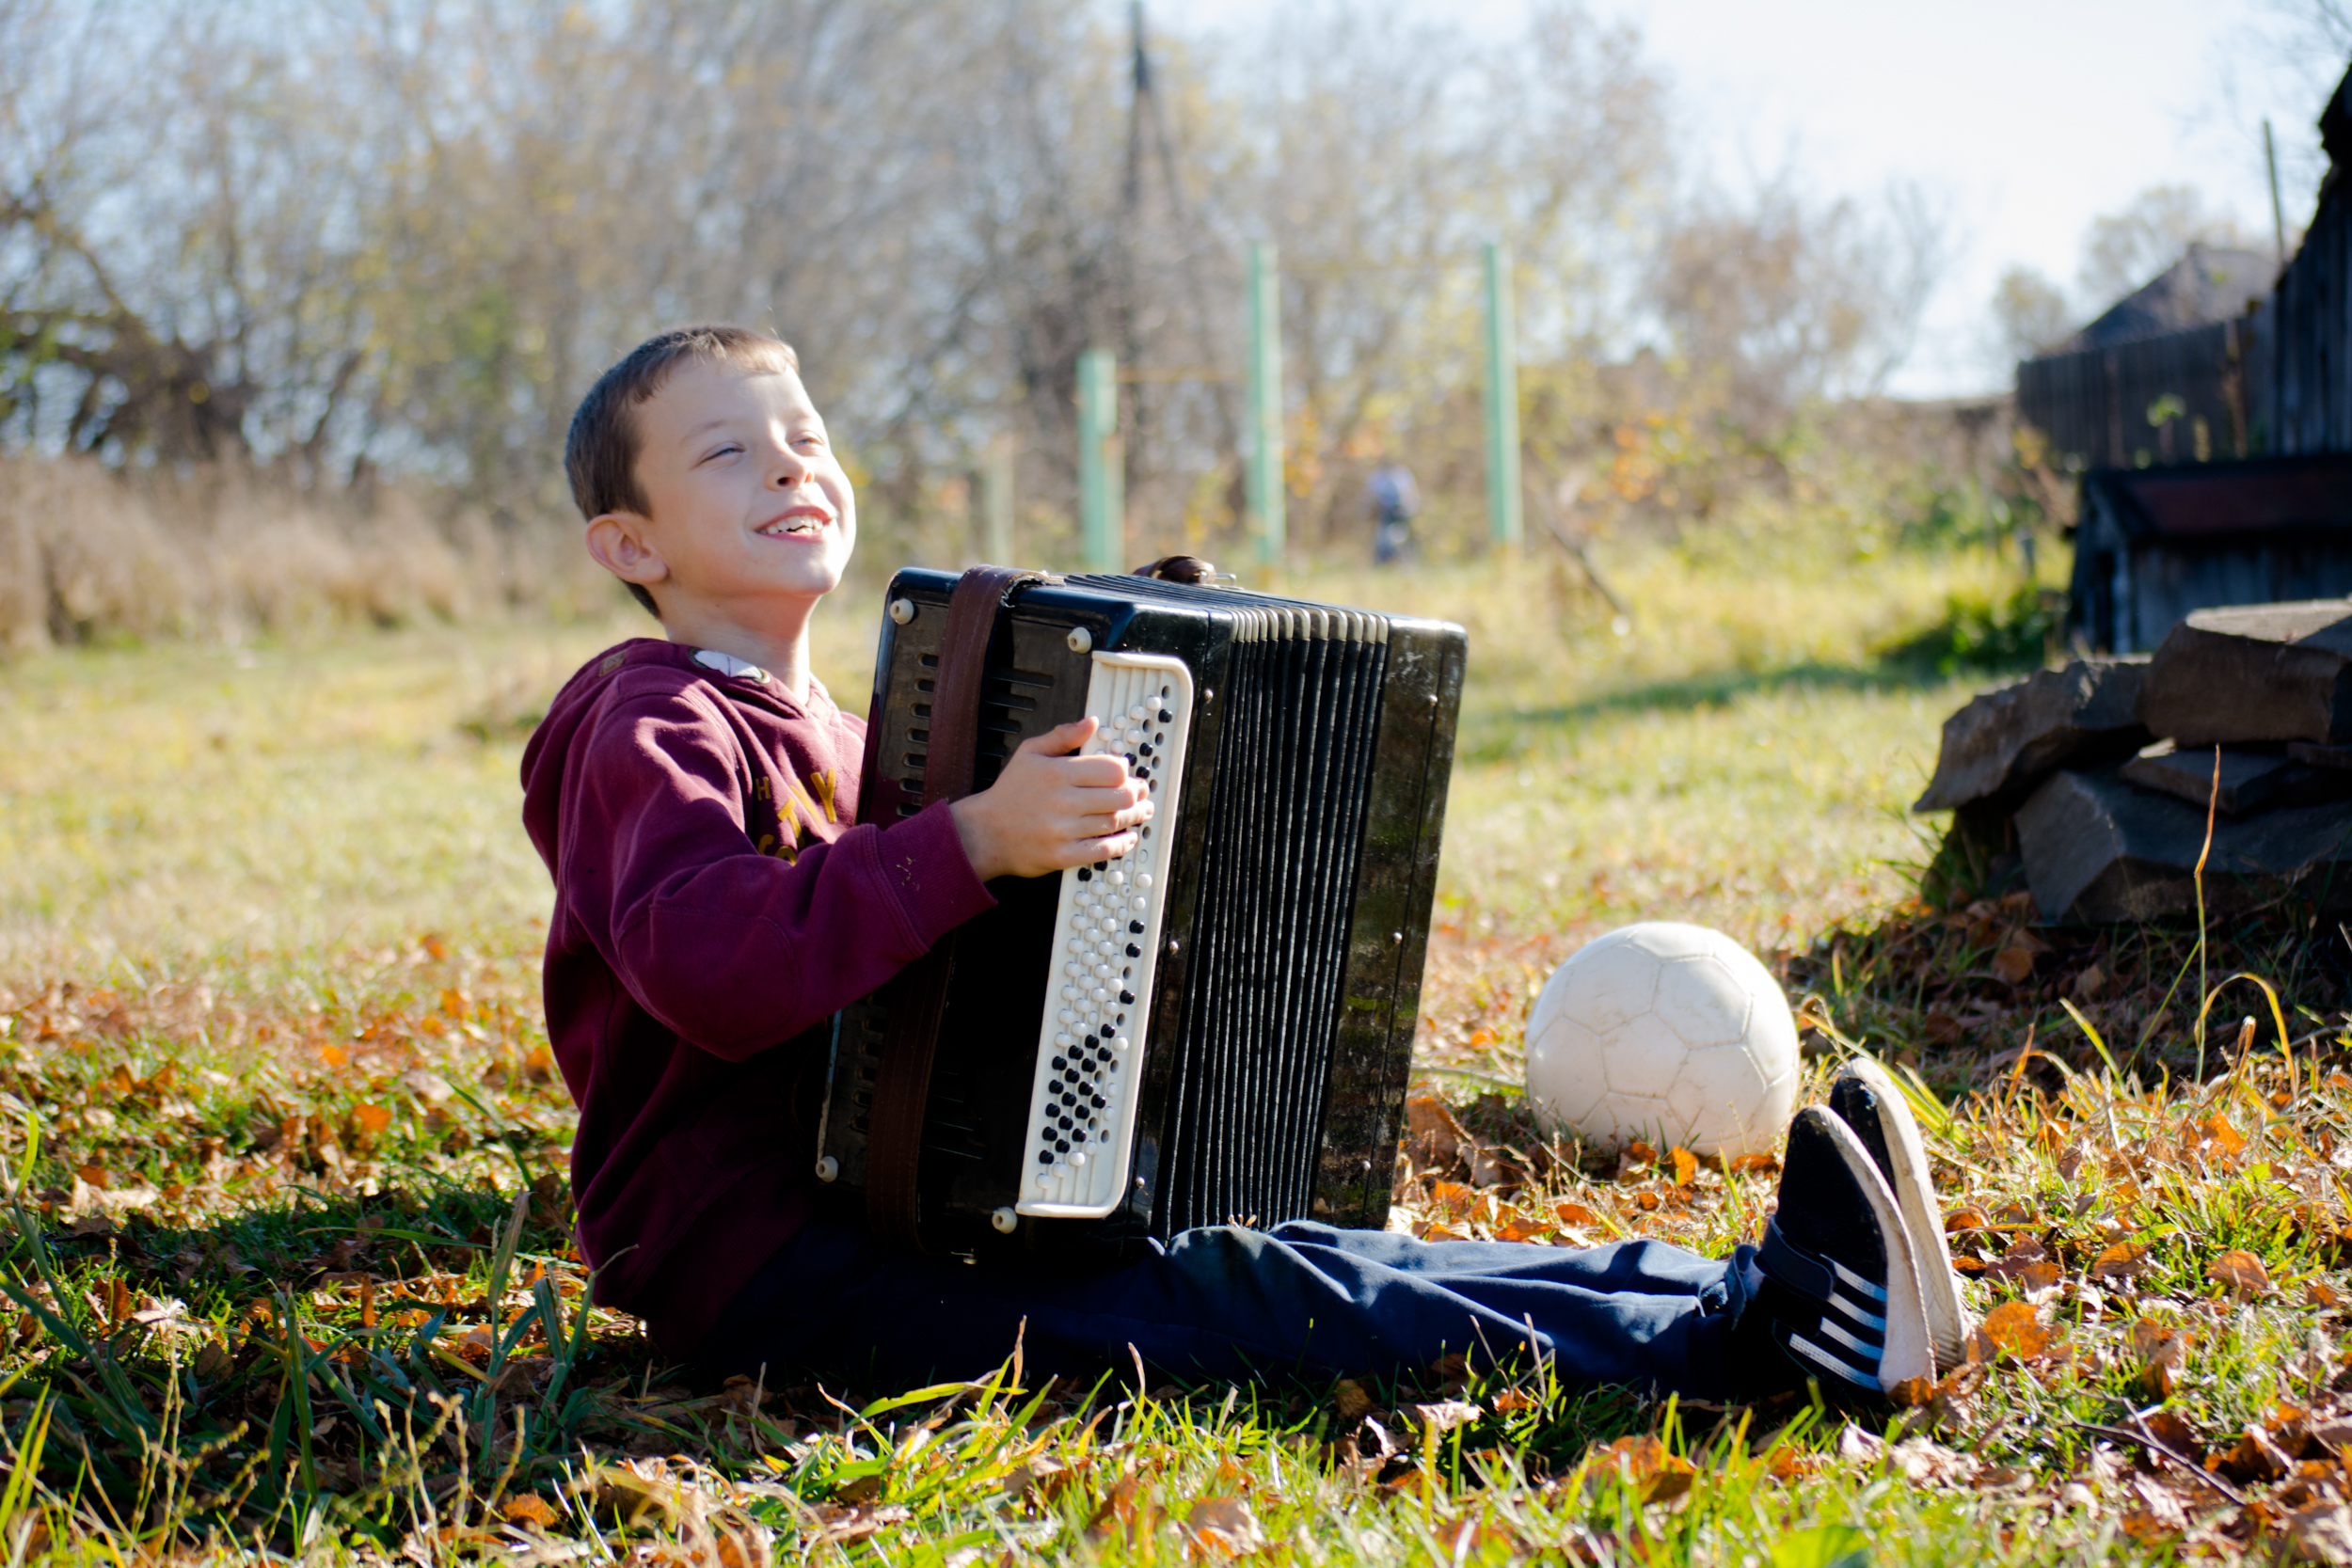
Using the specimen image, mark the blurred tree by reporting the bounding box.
[2076,183,2245,306]
[1989,265,2074,364]
[1653,176,1947,427]
[0,0,1951,561]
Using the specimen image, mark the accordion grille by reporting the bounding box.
[1155,607,1391,1233]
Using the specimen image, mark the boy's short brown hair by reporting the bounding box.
[565,325,802,615]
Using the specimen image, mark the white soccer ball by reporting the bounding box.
[1523,922,1799,1158]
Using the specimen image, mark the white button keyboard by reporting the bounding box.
[1014,651,1195,1218]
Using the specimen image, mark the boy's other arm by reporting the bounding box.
[576,696,997,1060]
[948,718,1153,881]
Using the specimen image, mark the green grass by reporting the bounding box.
[0,530,2344,1561]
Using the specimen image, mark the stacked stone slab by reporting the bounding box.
[1915,599,2352,924]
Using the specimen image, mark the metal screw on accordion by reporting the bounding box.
[1067,626,1093,653]
[814,1155,839,1182]
[990,1207,1018,1234]
[888,598,915,625]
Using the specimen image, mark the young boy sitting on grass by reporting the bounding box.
[521,324,1975,1405]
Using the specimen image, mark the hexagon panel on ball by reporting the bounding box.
[1524,922,1799,1157]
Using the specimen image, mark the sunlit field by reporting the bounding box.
[0,533,2345,1563]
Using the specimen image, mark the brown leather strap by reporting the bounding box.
[865,565,1046,1248]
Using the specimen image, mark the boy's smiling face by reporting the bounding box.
[586,359,856,632]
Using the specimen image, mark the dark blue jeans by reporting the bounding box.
[691,1217,1756,1398]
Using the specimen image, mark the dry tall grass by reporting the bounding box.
[0,457,617,648]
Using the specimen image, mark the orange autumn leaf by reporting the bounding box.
[1668,1148,1698,1187]
[1429,1180,1477,1218]
[1555,1201,1606,1228]
[1887,1376,1934,1408]
[1588,1434,1695,1504]
[440,988,468,1020]
[2015,1259,2062,1294]
[1182,1496,1267,1558]
[318,1042,347,1068]
[1944,1205,1994,1233]
[1495,1218,1548,1243]
[349,1103,392,1136]
[1991,945,2036,984]
[2184,1115,2247,1159]
[502,1495,561,1529]
[75,1164,109,1190]
[1979,1300,2062,1359]
[2209,1249,2272,1297]
[2090,1242,2153,1282]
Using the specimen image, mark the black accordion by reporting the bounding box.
[815,565,1465,1259]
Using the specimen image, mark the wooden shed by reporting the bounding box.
[2065,452,2352,653]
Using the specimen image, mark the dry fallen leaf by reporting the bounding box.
[1979,1301,2062,1360]
[2185,1116,2249,1161]
[1668,1148,1698,1188]
[1991,945,2037,985]
[2090,1241,2152,1283]
[349,1103,392,1137]
[1086,1474,1166,1546]
[1405,1096,1469,1172]
[2215,1427,2294,1486]
[2132,1320,2192,1397]
[1555,1201,1606,1228]
[501,1495,561,1530]
[2137,1407,2203,1462]
[2288,1501,2352,1564]
[1182,1496,1267,1558]
[1409,1400,1484,1435]
[1586,1435,1694,1504]
[2210,1249,2273,1298]
[1886,1376,1934,1408]
[1332,1379,1374,1424]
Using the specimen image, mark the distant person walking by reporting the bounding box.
[1368,462,1419,565]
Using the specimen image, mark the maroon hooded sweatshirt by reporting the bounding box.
[520,637,995,1358]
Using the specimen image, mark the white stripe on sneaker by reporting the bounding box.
[1816,1316,1882,1359]
[1829,1291,1888,1332]
[1788,1333,1882,1390]
[1830,1258,1889,1302]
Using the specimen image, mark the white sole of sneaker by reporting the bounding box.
[1813,1111,1936,1390]
[1841,1056,1972,1371]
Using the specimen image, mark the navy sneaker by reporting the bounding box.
[1748,1107,1936,1398]
[1829,1056,1973,1370]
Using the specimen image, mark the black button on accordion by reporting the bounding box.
[815,565,1466,1259]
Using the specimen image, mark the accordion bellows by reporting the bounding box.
[817,568,1466,1259]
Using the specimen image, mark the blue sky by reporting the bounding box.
[1158,0,2333,396]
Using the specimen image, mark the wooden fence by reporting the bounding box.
[2015,321,2249,468]
[2252,163,2350,456]
[2020,74,2349,467]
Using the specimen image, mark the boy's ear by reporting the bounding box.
[584,512,670,590]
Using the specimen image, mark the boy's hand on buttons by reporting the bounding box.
[949,717,1153,881]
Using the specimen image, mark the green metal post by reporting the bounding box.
[1482,241,1522,550]
[1246,243,1284,563]
[1076,348,1122,572]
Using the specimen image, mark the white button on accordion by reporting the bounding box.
[815,565,1465,1259]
